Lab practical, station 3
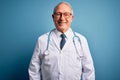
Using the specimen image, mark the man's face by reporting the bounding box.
[52,4,74,33]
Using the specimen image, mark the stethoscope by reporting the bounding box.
[43,29,84,59]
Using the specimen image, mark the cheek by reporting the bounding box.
[54,19,59,23]
[67,19,72,25]
[69,18,73,22]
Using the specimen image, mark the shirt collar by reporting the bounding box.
[54,28,73,39]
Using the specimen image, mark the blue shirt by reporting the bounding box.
[28,28,95,80]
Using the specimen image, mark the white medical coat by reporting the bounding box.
[28,28,95,80]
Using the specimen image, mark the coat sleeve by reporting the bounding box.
[28,40,42,80]
[81,36,95,80]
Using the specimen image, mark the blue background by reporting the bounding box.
[0,0,120,80]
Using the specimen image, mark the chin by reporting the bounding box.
[56,25,67,32]
[59,28,67,33]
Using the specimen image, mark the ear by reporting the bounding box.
[72,15,74,20]
[52,14,54,19]
[71,15,74,22]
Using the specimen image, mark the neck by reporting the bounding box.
[57,28,70,33]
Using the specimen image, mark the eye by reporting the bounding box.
[54,12,61,17]
[53,12,72,18]
[64,12,71,17]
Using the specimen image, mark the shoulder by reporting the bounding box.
[74,32,87,40]
[74,32,90,50]
[37,29,55,42]
[38,32,49,40]
[35,32,50,50]
[73,32,89,45]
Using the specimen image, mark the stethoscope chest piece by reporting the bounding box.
[43,50,49,56]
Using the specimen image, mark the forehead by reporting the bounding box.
[55,3,72,13]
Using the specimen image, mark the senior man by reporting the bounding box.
[28,1,95,80]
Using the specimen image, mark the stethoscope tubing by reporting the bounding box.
[45,29,84,58]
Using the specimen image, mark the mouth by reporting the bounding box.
[58,21,66,25]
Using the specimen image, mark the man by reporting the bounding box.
[28,1,95,80]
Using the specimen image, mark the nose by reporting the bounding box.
[60,14,65,20]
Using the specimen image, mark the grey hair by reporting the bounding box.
[53,1,73,15]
